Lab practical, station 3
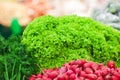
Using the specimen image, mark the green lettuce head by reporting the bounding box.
[22,15,120,71]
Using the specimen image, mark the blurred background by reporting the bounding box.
[1,0,120,38]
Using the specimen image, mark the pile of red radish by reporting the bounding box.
[29,60,120,80]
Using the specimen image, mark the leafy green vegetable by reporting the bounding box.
[22,15,120,71]
[0,35,37,79]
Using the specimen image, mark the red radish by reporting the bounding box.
[29,60,120,80]
[83,63,91,69]
[47,68,54,73]
[66,70,74,76]
[48,71,58,79]
[84,78,92,80]
[98,63,104,69]
[63,73,69,80]
[70,73,76,80]
[57,74,66,80]
[87,74,97,80]
[75,78,81,80]
[84,68,93,74]
[94,70,102,76]
[106,68,111,73]
[107,61,116,68]
[104,74,111,80]
[36,74,42,78]
[48,78,52,80]
[59,67,67,74]
[117,68,120,73]
[42,76,49,80]
[42,69,47,73]
[75,68,81,74]
[111,75,119,80]
[29,75,36,80]
[101,66,109,76]
[70,65,77,72]
[58,73,69,80]
[43,72,48,77]
[112,71,120,78]
[78,77,84,80]
[75,60,86,67]
[83,62,94,69]
[97,76,104,80]
[69,60,75,65]
[91,63,99,71]
[63,63,71,69]
[80,71,87,77]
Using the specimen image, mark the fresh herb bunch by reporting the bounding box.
[0,35,37,80]
[22,15,120,71]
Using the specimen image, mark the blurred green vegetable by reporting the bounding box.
[22,15,120,72]
[10,18,22,35]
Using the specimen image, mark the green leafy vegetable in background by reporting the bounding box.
[0,35,37,80]
[22,15,120,72]
[10,18,22,35]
